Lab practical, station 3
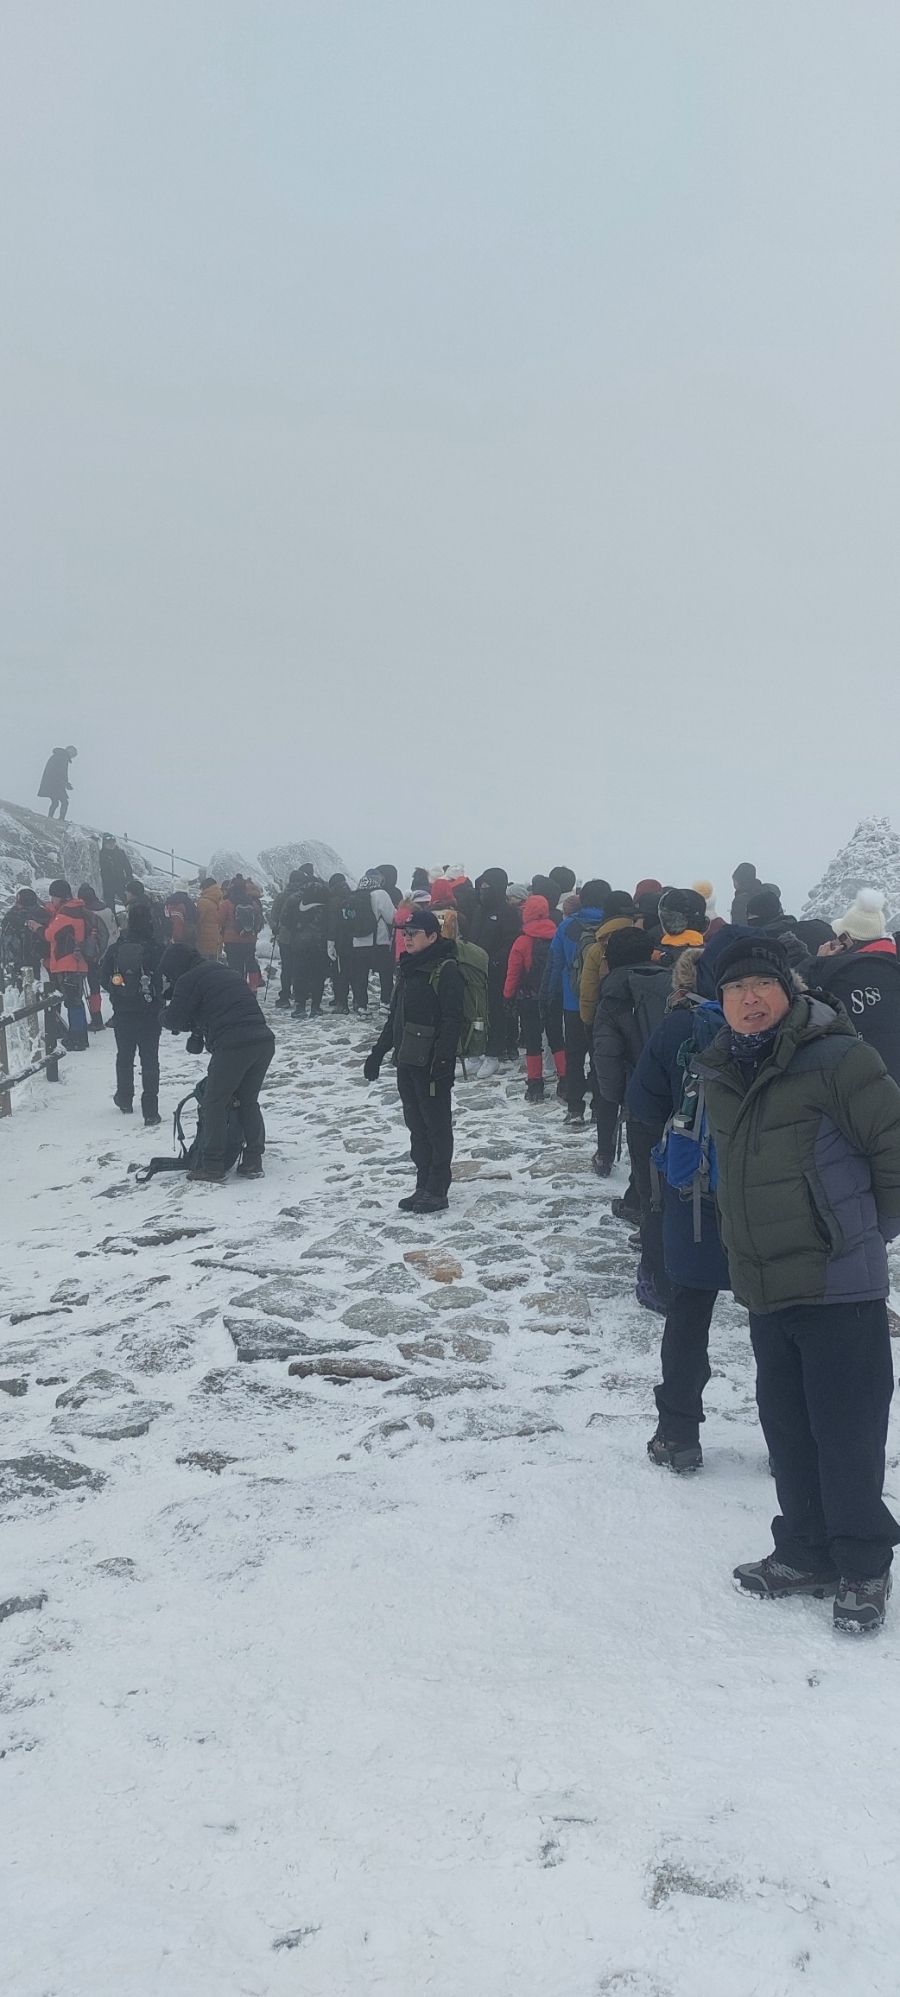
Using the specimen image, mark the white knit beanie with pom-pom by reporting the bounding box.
[833,887,887,942]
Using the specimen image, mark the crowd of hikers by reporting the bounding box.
[4,851,900,1637]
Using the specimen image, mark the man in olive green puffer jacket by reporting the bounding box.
[694,937,900,1634]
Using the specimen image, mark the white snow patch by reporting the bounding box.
[1,993,900,1993]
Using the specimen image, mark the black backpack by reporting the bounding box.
[234,900,261,936]
[135,1078,245,1184]
[339,892,374,940]
[519,934,551,1002]
[112,938,157,1007]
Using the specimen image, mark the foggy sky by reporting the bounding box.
[2,2,898,910]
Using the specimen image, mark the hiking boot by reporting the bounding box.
[525,1079,545,1104]
[331,1002,349,1013]
[309,1006,322,1016]
[563,1109,585,1126]
[411,1191,450,1214]
[612,1194,641,1221]
[275,994,291,1009]
[479,1055,500,1079]
[398,1187,427,1211]
[591,1153,612,1178]
[89,1016,105,1032]
[733,1555,838,1600]
[143,1112,162,1128]
[636,1265,668,1314]
[187,1166,227,1184]
[354,1005,368,1016]
[291,1007,307,1020]
[113,1094,133,1114]
[236,1154,264,1179]
[833,1572,892,1634]
[647,1430,703,1473]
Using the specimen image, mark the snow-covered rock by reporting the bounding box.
[256,841,351,889]
[803,815,900,929]
[208,843,352,894]
[0,798,171,907]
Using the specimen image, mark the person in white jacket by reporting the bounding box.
[361,872,397,1006]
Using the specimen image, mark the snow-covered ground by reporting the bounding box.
[3,986,900,1997]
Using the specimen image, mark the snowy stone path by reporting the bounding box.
[3,998,900,1995]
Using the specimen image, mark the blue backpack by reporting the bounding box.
[651,1003,723,1242]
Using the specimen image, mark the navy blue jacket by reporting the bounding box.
[627,998,730,1292]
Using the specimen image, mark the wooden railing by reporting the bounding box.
[0,989,66,1118]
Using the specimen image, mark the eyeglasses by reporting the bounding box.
[724,978,781,997]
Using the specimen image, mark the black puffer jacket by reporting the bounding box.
[370,937,464,1068]
[161,953,275,1051]
[470,869,521,969]
[592,963,649,1104]
[812,943,900,1086]
[280,885,329,953]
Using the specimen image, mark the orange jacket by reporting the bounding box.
[44,898,89,976]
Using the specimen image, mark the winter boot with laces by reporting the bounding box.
[733,1555,838,1600]
[647,1429,703,1473]
[636,1263,668,1315]
[833,1571,892,1633]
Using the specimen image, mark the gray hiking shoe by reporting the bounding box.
[833,1571,892,1634]
[733,1555,837,1600]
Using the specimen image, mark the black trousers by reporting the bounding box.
[655,1285,717,1445]
[113,1011,161,1116]
[224,940,259,982]
[626,1117,673,1304]
[750,1300,899,1581]
[486,962,517,1057]
[293,947,327,1012]
[278,943,295,1001]
[47,795,68,819]
[331,955,350,1007]
[346,949,372,1008]
[518,996,564,1058]
[202,1037,274,1171]
[396,1066,454,1197]
[594,1095,620,1167]
[372,943,394,1003]
[563,1011,597,1115]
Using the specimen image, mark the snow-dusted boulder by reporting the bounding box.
[256,842,351,889]
[803,816,900,929]
[0,798,167,908]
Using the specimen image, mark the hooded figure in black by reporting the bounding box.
[99,836,134,908]
[470,867,521,1063]
[730,862,758,927]
[364,908,464,1213]
[159,944,275,1181]
[376,865,403,910]
[100,901,164,1124]
[0,889,46,985]
[288,877,330,1019]
[38,746,77,819]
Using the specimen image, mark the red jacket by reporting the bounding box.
[44,898,89,975]
[503,896,557,999]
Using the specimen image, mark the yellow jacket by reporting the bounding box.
[578,917,636,1025]
[197,883,224,958]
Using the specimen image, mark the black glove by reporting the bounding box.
[363,1054,382,1082]
[186,1030,205,1055]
